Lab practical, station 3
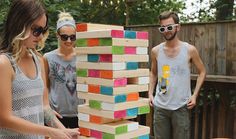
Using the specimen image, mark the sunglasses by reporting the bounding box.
[59,34,76,41]
[31,26,48,37]
[158,24,178,33]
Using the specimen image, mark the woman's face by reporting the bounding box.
[22,14,48,49]
[57,26,76,49]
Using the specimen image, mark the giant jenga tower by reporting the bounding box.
[76,23,150,139]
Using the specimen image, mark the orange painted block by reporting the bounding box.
[88,84,100,94]
[90,115,101,124]
[100,70,113,79]
[127,92,139,101]
[88,38,99,46]
[76,23,87,32]
[79,127,90,136]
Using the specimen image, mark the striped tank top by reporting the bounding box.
[0,50,44,139]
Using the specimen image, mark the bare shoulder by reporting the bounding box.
[0,54,14,77]
[187,44,199,58]
[151,44,162,57]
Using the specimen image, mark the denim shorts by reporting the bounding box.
[153,105,190,139]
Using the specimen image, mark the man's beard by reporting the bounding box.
[163,30,177,41]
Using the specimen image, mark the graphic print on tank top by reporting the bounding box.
[51,62,76,96]
[158,65,170,94]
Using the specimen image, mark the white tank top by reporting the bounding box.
[154,42,191,110]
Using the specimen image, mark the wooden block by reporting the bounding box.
[76,46,124,55]
[126,108,138,117]
[127,92,139,101]
[137,31,148,40]
[100,69,149,79]
[79,127,91,137]
[77,62,126,70]
[124,30,136,39]
[79,120,138,134]
[125,47,136,54]
[126,62,138,70]
[88,69,100,78]
[76,69,87,77]
[100,84,148,95]
[76,29,124,38]
[100,55,148,62]
[76,23,124,32]
[128,77,149,85]
[101,98,149,111]
[88,38,99,46]
[77,77,127,87]
[137,47,148,54]
[76,55,87,61]
[88,54,99,62]
[77,84,88,92]
[78,92,127,103]
[88,84,100,94]
[138,105,150,115]
[78,105,128,119]
[90,129,102,138]
[89,100,101,109]
[112,38,148,47]
[89,115,115,124]
[78,113,89,122]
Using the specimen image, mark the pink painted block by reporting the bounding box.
[137,31,148,40]
[114,110,126,118]
[111,30,124,38]
[88,69,100,78]
[114,78,127,87]
[99,54,112,62]
[91,130,102,139]
[125,47,136,54]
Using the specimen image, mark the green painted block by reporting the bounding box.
[112,46,124,54]
[89,100,101,110]
[132,137,138,139]
[99,38,112,46]
[103,133,114,139]
[138,105,150,115]
[76,69,87,77]
[115,125,127,134]
[76,39,87,47]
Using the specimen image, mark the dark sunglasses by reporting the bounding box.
[59,34,76,41]
[31,26,48,37]
[158,24,178,33]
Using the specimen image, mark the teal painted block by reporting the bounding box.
[125,31,136,39]
[112,46,124,54]
[99,38,112,46]
[138,105,150,115]
[89,100,101,110]
[76,69,87,77]
[127,107,138,116]
[138,134,149,139]
[126,62,138,70]
[101,86,113,95]
[76,38,87,47]
[114,95,126,103]
[88,54,99,62]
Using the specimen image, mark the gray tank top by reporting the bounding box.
[44,49,78,117]
[154,42,191,110]
[0,50,44,139]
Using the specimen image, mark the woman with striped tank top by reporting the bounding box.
[0,0,79,138]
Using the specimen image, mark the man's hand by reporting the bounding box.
[187,95,197,109]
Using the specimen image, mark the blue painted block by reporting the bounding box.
[127,107,138,116]
[138,134,149,139]
[124,31,136,39]
[114,95,126,103]
[88,54,99,62]
[100,86,113,95]
[126,62,138,70]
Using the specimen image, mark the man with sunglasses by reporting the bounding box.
[148,11,206,139]
[43,11,83,129]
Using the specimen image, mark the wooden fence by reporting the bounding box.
[126,21,236,139]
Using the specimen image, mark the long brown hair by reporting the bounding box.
[0,0,48,61]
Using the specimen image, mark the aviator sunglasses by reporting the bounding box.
[31,26,48,37]
[158,24,178,33]
[59,34,76,41]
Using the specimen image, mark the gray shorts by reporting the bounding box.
[153,105,190,139]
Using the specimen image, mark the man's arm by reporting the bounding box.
[148,46,159,106]
[187,45,206,109]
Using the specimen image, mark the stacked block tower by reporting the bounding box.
[76,23,150,139]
